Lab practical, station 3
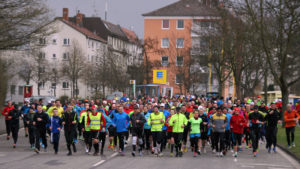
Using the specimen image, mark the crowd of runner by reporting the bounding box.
[1,95,300,158]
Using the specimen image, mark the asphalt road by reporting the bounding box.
[0,128,299,169]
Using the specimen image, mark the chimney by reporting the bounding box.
[76,12,83,26]
[219,1,224,8]
[63,8,69,21]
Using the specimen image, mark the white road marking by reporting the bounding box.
[0,154,5,157]
[240,165,255,168]
[92,160,105,167]
[92,139,130,167]
[242,163,292,168]
[110,152,118,158]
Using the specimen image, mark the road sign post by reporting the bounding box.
[129,80,136,98]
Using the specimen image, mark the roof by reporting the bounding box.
[67,17,110,41]
[136,84,161,87]
[60,19,106,43]
[59,16,138,42]
[142,0,219,17]
[102,20,128,40]
[121,27,139,44]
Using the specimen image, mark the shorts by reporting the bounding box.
[108,126,116,137]
[91,131,100,139]
[167,132,173,139]
[201,132,208,140]
[232,133,242,146]
[190,133,201,138]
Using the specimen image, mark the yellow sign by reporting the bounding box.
[153,70,167,84]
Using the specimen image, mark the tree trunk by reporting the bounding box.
[264,67,268,104]
[280,85,289,121]
[0,61,8,105]
[102,83,105,97]
[37,85,40,96]
[218,78,223,96]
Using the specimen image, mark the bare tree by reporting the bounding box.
[0,0,52,104]
[235,0,300,114]
[143,38,164,84]
[61,41,87,98]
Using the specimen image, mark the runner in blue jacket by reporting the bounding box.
[48,108,63,154]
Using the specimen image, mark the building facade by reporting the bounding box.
[143,0,221,96]
[3,8,143,103]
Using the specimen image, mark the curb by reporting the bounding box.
[277,144,300,164]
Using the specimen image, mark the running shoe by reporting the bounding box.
[34,148,40,154]
[170,152,174,157]
[292,142,296,147]
[193,152,197,157]
[131,151,136,157]
[268,148,271,153]
[108,145,111,149]
[273,147,277,153]
[253,152,257,157]
[13,144,16,148]
[234,152,237,158]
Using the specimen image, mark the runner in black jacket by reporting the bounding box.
[33,105,49,153]
[265,103,280,153]
[8,105,21,148]
[62,105,78,156]
[130,105,146,156]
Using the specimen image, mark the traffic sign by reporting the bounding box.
[153,70,167,84]
[129,80,136,85]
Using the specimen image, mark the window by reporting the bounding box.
[10,85,16,95]
[161,56,169,66]
[39,67,45,73]
[51,83,56,89]
[175,74,183,84]
[52,54,56,59]
[161,38,169,48]
[38,81,45,89]
[200,21,210,28]
[39,38,46,45]
[176,56,184,66]
[63,38,70,45]
[200,38,209,48]
[18,86,23,95]
[176,38,184,48]
[62,82,69,89]
[177,20,184,29]
[200,21,215,28]
[162,20,169,29]
[39,52,45,59]
[63,53,69,60]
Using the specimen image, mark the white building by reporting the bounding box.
[3,8,143,103]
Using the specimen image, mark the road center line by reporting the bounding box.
[92,160,105,167]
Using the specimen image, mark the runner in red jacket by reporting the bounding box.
[230,108,246,158]
[1,101,14,140]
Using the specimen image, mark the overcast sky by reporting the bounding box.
[46,0,178,38]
